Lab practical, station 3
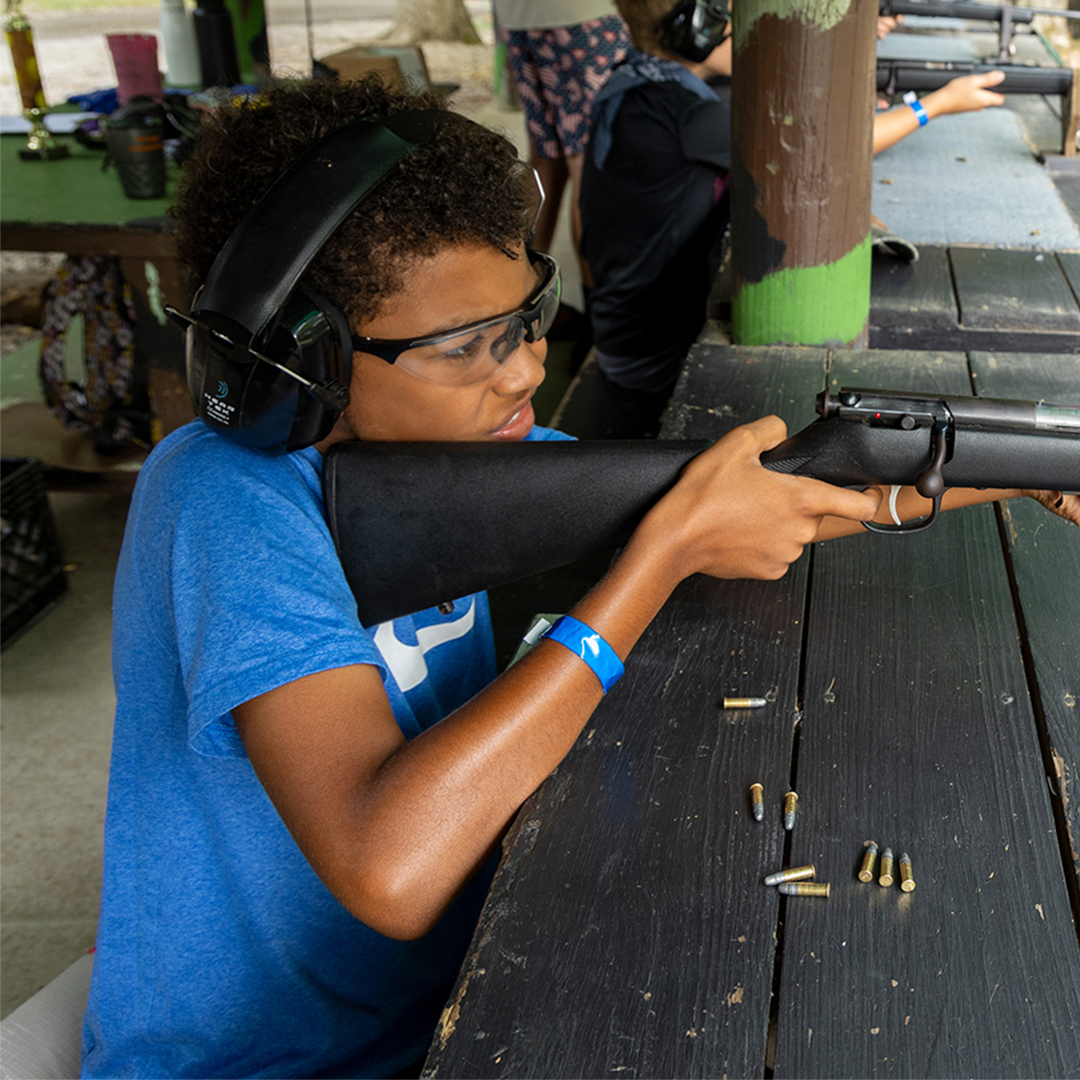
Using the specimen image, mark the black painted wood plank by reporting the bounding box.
[869,324,1080,354]
[950,247,1080,334]
[1057,253,1080,309]
[425,347,826,1080]
[870,245,958,332]
[968,352,1080,890]
[773,351,1080,1079]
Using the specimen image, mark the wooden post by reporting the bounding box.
[730,0,877,348]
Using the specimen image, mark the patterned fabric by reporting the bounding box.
[38,255,141,444]
[502,14,629,158]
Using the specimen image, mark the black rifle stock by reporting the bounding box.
[323,388,1080,626]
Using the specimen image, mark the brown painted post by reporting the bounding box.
[730,0,877,347]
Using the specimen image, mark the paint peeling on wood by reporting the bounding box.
[733,0,854,51]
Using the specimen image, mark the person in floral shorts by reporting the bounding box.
[496,0,629,284]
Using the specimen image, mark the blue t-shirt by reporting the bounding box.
[82,421,571,1080]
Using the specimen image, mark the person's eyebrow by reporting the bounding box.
[398,262,545,342]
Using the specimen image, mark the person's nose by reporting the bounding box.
[492,336,547,394]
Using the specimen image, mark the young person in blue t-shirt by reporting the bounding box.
[81,77,1078,1080]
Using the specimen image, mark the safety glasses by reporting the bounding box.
[352,249,562,387]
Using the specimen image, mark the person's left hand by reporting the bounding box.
[931,70,1007,116]
[877,14,903,39]
[1023,490,1080,527]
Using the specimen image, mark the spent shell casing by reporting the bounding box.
[858,840,878,883]
[783,790,798,831]
[749,782,764,822]
[764,864,815,886]
[899,852,915,892]
[778,882,830,897]
[724,697,768,709]
[878,847,895,887]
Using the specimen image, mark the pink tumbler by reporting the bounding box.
[106,33,163,104]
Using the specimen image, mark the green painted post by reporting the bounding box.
[730,0,877,347]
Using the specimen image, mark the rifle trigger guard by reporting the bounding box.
[862,492,943,534]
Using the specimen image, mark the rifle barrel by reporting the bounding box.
[877,60,1072,94]
[880,0,1080,22]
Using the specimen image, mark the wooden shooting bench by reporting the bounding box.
[424,344,1080,1079]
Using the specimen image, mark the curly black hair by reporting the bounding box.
[172,77,533,327]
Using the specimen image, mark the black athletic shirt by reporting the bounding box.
[581,80,731,391]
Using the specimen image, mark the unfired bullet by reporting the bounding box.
[724,697,767,709]
[749,782,764,822]
[858,841,878,883]
[899,852,915,892]
[778,882,830,897]
[783,790,798,831]
[764,864,815,886]
[879,847,895,887]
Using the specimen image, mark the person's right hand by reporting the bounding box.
[929,70,1007,116]
[638,416,882,583]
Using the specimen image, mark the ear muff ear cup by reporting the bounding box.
[185,283,352,454]
[659,0,731,63]
[181,111,446,454]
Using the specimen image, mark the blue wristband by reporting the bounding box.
[903,92,928,127]
[542,615,625,694]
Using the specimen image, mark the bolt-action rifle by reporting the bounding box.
[877,59,1071,97]
[878,0,1080,61]
[323,388,1080,626]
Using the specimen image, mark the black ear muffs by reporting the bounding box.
[659,0,731,63]
[176,110,445,455]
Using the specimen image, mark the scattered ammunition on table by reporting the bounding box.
[783,790,798,831]
[858,840,878,883]
[764,864,815,886]
[899,852,916,892]
[724,697,767,709]
[778,882,830,897]
[749,782,764,822]
[878,847,895,887]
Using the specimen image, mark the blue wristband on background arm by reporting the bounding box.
[542,615,625,694]
[902,91,929,127]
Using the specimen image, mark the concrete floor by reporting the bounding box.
[0,96,582,1021]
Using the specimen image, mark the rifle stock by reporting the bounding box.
[323,440,707,626]
[324,389,1079,626]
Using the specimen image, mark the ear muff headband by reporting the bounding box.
[194,110,444,349]
[180,110,445,454]
[659,0,731,63]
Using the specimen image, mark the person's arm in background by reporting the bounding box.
[873,70,1006,154]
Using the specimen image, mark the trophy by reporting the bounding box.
[4,0,68,160]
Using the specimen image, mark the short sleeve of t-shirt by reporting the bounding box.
[114,428,384,760]
[678,90,731,171]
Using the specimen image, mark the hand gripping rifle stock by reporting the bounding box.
[322,388,1079,626]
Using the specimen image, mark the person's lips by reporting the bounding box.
[492,400,535,440]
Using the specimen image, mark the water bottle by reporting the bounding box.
[192,0,239,89]
[160,0,201,89]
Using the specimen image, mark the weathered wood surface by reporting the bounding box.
[950,247,1080,334]
[425,347,829,1079]
[773,350,1080,1079]
[869,245,957,331]
[425,347,1080,1079]
[868,248,1080,354]
[969,353,1080,893]
[1058,252,1080,306]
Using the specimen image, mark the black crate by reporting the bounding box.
[1,457,68,650]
